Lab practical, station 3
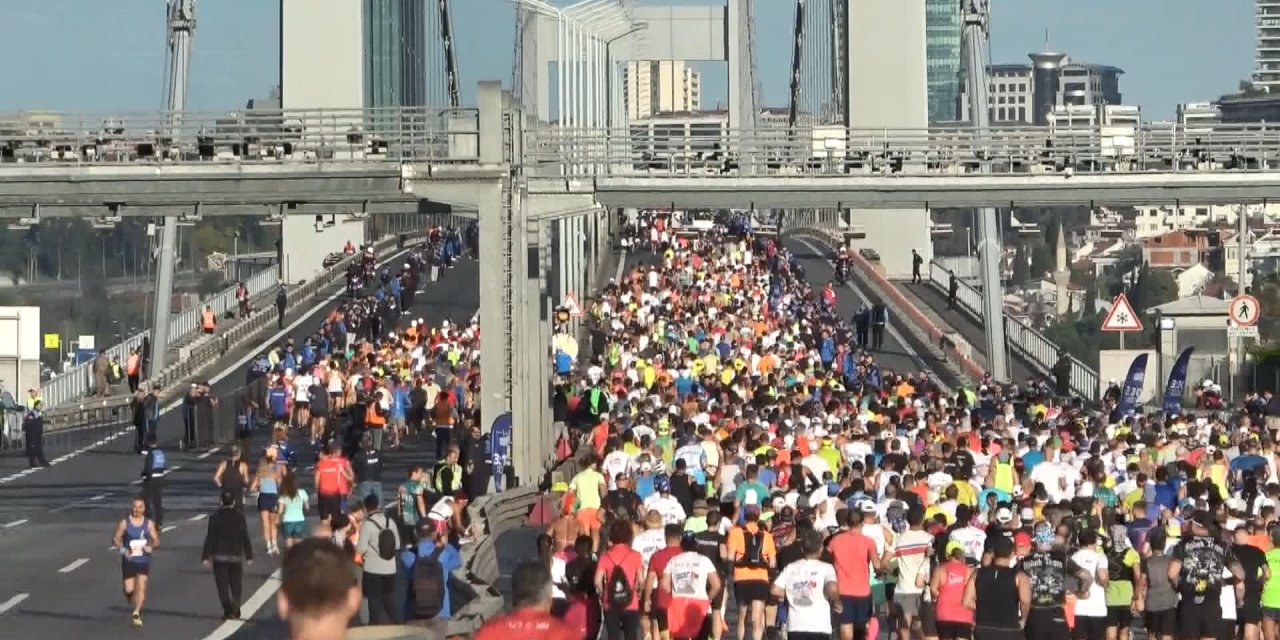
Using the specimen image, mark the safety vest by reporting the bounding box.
[127,354,140,376]
[993,460,1016,495]
[434,461,462,493]
[202,309,215,330]
[365,398,386,428]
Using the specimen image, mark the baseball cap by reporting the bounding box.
[1014,531,1032,547]
[994,507,1014,524]
[857,500,878,514]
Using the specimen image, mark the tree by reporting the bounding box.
[1083,276,1099,317]
[1030,243,1053,280]
[1011,244,1030,284]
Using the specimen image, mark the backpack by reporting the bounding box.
[372,515,398,561]
[604,553,634,610]
[412,544,448,619]
[737,528,768,569]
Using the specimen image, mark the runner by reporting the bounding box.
[113,496,159,628]
[771,528,839,640]
[276,469,310,550]
[250,452,282,554]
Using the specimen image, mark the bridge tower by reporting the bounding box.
[961,0,1011,382]
[149,0,196,378]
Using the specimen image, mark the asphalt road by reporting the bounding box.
[0,256,481,640]
[906,281,1039,385]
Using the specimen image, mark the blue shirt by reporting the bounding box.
[267,388,290,417]
[400,541,463,620]
[1020,450,1045,473]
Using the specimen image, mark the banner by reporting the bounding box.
[1163,347,1195,415]
[489,412,512,492]
[1112,353,1150,421]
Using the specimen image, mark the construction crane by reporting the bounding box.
[150,0,196,377]
[960,0,1010,382]
[439,0,461,107]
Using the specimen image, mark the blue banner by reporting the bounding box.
[1112,353,1150,421]
[1163,347,1195,415]
[489,412,512,492]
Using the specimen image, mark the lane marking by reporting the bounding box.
[189,513,208,522]
[197,448,218,460]
[202,570,281,640]
[0,593,28,614]
[169,465,183,473]
[161,525,177,533]
[88,493,109,502]
[3,519,28,528]
[58,558,89,574]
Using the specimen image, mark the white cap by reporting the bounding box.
[857,500,877,514]
[995,507,1014,524]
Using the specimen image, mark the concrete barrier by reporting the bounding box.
[442,484,540,638]
[796,229,986,381]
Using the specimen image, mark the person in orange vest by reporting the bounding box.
[201,306,216,334]
[126,348,142,393]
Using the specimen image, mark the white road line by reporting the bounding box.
[197,448,218,460]
[161,525,177,533]
[88,493,109,502]
[169,465,183,473]
[3,519,28,528]
[202,570,281,640]
[0,593,28,615]
[189,513,208,522]
[58,558,89,574]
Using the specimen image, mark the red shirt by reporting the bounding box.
[595,544,644,611]
[474,609,578,640]
[315,456,350,496]
[828,529,878,597]
[648,544,682,609]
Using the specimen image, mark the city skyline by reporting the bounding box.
[0,0,1254,120]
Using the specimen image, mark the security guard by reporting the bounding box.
[141,435,167,527]
[201,305,216,334]
[23,400,48,468]
[433,444,463,495]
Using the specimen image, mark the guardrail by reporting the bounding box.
[926,260,1099,400]
[0,106,480,166]
[791,228,985,384]
[525,122,1280,178]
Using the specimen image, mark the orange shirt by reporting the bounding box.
[726,522,776,583]
[829,529,879,597]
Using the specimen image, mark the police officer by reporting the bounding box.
[23,400,48,468]
[141,435,167,527]
[433,444,463,496]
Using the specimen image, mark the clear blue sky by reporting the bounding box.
[0,0,1254,120]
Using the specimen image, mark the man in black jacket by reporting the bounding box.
[201,490,255,620]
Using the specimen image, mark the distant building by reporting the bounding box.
[623,61,702,121]
[1177,101,1221,128]
[1143,230,1211,270]
[1047,104,1140,128]
[1257,0,1280,91]
[363,0,427,108]
[925,0,962,122]
[959,53,1123,125]
[1132,203,1280,239]
[1218,94,1280,123]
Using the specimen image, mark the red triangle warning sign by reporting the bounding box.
[1101,293,1143,332]
[563,292,582,318]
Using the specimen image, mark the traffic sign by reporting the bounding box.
[1229,325,1260,339]
[43,333,59,350]
[1101,293,1144,332]
[563,292,582,318]
[1230,294,1261,327]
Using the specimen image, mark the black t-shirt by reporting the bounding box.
[1172,534,1234,599]
[605,489,641,521]
[1234,543,1265,605]
[776,539,806,575]
[353,449,382,483]
[984,526,1015,553]
[1019,549,1073,607]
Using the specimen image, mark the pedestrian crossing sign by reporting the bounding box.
[563,292,582,318]
[1101,293,1143,332]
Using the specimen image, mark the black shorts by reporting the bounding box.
[649,607,668,631]
[1179,600,1223,640]
[1026,607,1070,640]
[839,595,875,626]
[1239,603,1263,624]
[733,580,769,605]
[1106,605,1133,628]
[294,400,309,409]
[121,559,150,578]
[920,601,939,638]
[311,407,328,419]
[317,493,344,520]
[1145,609,1177,637]
[936,620,973,640]
[1073,614,1106,640]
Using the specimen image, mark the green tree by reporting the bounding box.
[1011,244,1030,284]
[1030,243,1053,280]
[1083,276,1098,317]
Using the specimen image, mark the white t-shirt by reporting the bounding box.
[551,554,568,600]
[664,551,718,602]
[1070,548,1109,618]
[773,558,838,635]
[644,494,687,526]
[294,374,314,401]
[893,530,934,595]
[602,451,630,490]
[949,526,986,564]
[632,528,666,569]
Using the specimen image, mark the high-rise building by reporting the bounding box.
[924,0,962,122]
[363,0,427,108]
[623,60,702,121]
[1257,1,1280,90]
[959,53,1123,125]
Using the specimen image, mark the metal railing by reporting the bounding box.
[0,106,480,166]
[926,260,1099,400]
[524,122,1280,178]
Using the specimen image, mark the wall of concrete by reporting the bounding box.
[845,0,931,279]
[280,215,367,285]
[280,0,364,110]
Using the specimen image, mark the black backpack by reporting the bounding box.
[412,544,448,619]
[604,554,634,610]
[737,528,768,569]
[372,516,398,561]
